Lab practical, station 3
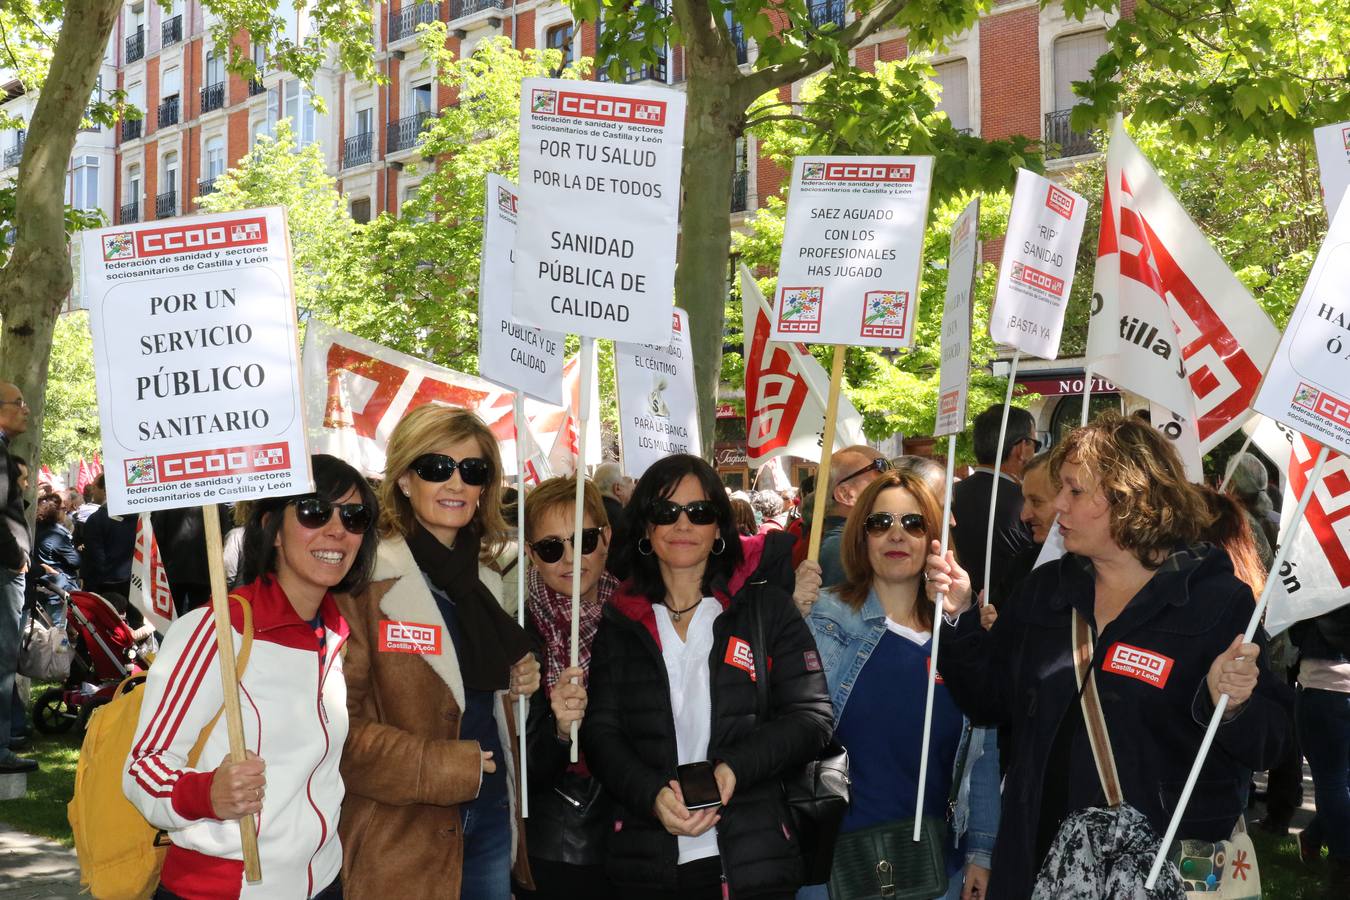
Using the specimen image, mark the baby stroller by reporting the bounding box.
[30,583,152,734]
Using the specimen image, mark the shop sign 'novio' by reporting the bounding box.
[101,216,270,261]
[803,161,916,183]
[530,88,667,126]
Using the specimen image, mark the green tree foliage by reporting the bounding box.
[40,311,101,468]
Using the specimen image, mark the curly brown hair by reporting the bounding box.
[836,470,944,629]
[1049,412,1212,568]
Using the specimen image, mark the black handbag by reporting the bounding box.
[827,816,949,900]
[750,587,851,886]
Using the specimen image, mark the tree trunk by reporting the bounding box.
[675,48,741,456]
[0,0,122,493]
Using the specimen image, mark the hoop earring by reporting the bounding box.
[711,537,726,556]
[637,537,654,556]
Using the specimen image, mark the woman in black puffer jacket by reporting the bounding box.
[580,454,833,900]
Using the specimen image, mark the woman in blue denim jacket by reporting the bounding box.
[799,470,999,900]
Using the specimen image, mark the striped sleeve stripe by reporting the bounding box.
[134,612,219,759]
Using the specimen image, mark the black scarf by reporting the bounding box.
[405,520,534,692]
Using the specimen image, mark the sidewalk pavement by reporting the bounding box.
[0,825,82,900]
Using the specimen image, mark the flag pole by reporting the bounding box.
[1145,443,1332,888]
[807,346,847,562]
[569,336,595,763]
[513,393,529,817]
[1079,364,1094,428]
[981,349,1022,606]
[913,434,958,841]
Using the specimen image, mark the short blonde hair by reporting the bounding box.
[1049,413,1212,568]
[379,405,507,564]
[524,476,609,542]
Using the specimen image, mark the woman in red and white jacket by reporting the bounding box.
[124,455,380,900]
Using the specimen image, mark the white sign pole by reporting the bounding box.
[1145,445,1331,889]
[981,349,1022,606]
[1079,364,1094,427]
[569,336,595,763]
[513,394,530,817]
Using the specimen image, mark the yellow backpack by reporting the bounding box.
[67,598,253,900]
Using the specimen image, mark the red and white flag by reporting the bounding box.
[75,459,93,493]
[129,513,176,636]
[1087,119,1280,475]
[534,348,601,476]
[740,266,866,464]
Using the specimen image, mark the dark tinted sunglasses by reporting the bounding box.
[864,511,927,538]
[1020,435,1044,452]
[529,527,603,564]
[291,497,374,535]
[648,499,719,527]
[839,457,892,487]
[410,453,492,486]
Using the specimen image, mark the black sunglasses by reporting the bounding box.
[648,499,719,527]
[410,453,492,486]
[864,511,927,538]
[1020,435,1044,452]
[291,497,374,535]
[529,527,603,564]
[839,457,892,488]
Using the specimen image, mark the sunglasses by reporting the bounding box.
[864,511,927,538]
[410,453,492,487]
[648,499,719,526]
[291,497,374,535]
[839,457,892,488]
[529,527,603,564]
[1020,435,1044,452]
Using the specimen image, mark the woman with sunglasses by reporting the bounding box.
[516,476,617,900]
[125,454,378,899]
[337,405,541,900]
[801,469,1000,900]
[581,454,832,900]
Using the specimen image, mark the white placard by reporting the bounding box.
[513,78,685,343]
[989,169,1087,359]
[770,156,934,348]
[1315,121,1350,224]
[616,308,701,476]
[81,208,313,515]
[1253,195,1350,457]
[935,198,980,437]
[478,174,565,404]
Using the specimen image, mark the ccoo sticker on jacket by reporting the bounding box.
[724,637,756,681]
[379,620,443,655]
[1102,642,1174,688]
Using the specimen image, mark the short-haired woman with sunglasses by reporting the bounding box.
[581,454,832,900]
[337,405,541,900]
[801,470,1000,900]
[125,454,378,899]
[515,476,618,900]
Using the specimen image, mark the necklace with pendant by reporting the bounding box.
[662,598,701,622]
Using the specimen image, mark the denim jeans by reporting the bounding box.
[0,568,26,746]
[1296,686,1350,860]
[461,796,513,900]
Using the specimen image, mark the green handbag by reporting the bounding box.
[827,816,949,900]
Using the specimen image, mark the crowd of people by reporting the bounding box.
[1,378,1348,899]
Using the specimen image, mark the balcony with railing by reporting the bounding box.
[731,170,748,213]
[162,15,182,46]
[808,0,845,28]
[119,201,140,224]
[343,132,375,168]
[387,111,433,154]
[249,76,267,96]
[390,1,440,42]
[448,0,507,22]
[126,30,144,63]
[155,189,177,219]
[597,55,668,84]
[198,177,218,198]
[158,95,180,128]
[201,82,225,113]
[121,117,142,141]
[1044,108,1097,159]
[4,139,24,169]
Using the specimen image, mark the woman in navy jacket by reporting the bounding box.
[928,414,1292,899]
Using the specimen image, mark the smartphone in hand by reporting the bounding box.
[676,761,722,810]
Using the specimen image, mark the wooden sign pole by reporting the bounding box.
[806,347,848,562]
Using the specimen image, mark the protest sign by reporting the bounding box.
[478,174,566,405]
[770,156,933,348]
[989,169,1086,360]
[616,309,701,477]
[739,266,867,463]
[1314,121,1350,223]
[81,208,313,516]
[513,78,685,343]
[936,199,980,437]
[1253,198,1350,457]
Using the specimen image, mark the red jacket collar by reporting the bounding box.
[230,576,350,651]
